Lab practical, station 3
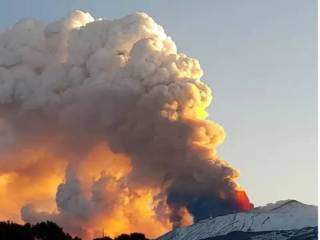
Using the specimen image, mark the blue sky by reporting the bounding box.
[0,0,317,206]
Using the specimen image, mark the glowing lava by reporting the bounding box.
[235,190,253,211]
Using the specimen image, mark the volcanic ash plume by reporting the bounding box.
[0,11,252,239]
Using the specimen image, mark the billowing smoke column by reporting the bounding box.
[0,11,252,239]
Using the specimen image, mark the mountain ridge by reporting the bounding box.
[159,200,318,240]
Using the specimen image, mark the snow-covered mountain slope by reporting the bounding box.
[159,200,317,240]
[203,227,318,240]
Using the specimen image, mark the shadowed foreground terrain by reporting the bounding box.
[1,219,317,240]
[0,221,149,240]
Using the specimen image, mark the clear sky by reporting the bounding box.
[0,0,317,206]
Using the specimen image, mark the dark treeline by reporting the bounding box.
[0,221,149,240]
[94,232,149,240]
[0,221,81,240]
